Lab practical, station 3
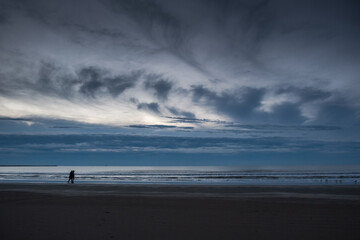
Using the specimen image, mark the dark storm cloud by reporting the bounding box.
[190,84,359,125]
[137,102,160,114]
[192,85,266,121]
[315,99,360,125]
[35,62,77,98]
[144,74,173,100]
[77,67,103,98]
[274,86,360,125]
[0,62,142,99]
[269,102,306,124]
[78,67,142,98]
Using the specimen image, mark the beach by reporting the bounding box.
[1,184,360,240]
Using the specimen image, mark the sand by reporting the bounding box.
[1,183,360,240]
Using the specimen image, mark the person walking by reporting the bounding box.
[67,170,75,184]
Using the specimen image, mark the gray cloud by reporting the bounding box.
[128,124,174,129]
[192,85,266,121]
[190,84,359,125]
[63,22,125,39]
[0,117,32,121]
[0,62,142,99]
[78,67,104,98]
[315,99,360,125]
[144,74,173,100]
[78,67,142,98]
[168,107,195,119]
[268,102,305,124]
[166,116,226,125]
[137,102,160,114]
[276,86,332,103]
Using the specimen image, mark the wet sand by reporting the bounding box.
[1,183,360,240]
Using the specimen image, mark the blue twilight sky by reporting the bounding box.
[0,0,359,166]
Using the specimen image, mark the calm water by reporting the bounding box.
[1,166,360,185]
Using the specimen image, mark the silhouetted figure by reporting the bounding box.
[68,170,75,184]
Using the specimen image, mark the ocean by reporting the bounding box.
[1,165,360,185]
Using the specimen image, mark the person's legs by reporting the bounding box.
[71,179,74,184]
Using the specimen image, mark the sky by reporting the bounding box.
[0,0,359,166]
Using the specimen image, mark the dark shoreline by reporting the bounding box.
[1,184,360,240]
[0,165,58,166]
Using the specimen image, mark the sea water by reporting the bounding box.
[1,165,360,185]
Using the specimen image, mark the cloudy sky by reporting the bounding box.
[0,0,359,165]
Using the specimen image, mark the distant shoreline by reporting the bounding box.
[0,165,58,167]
